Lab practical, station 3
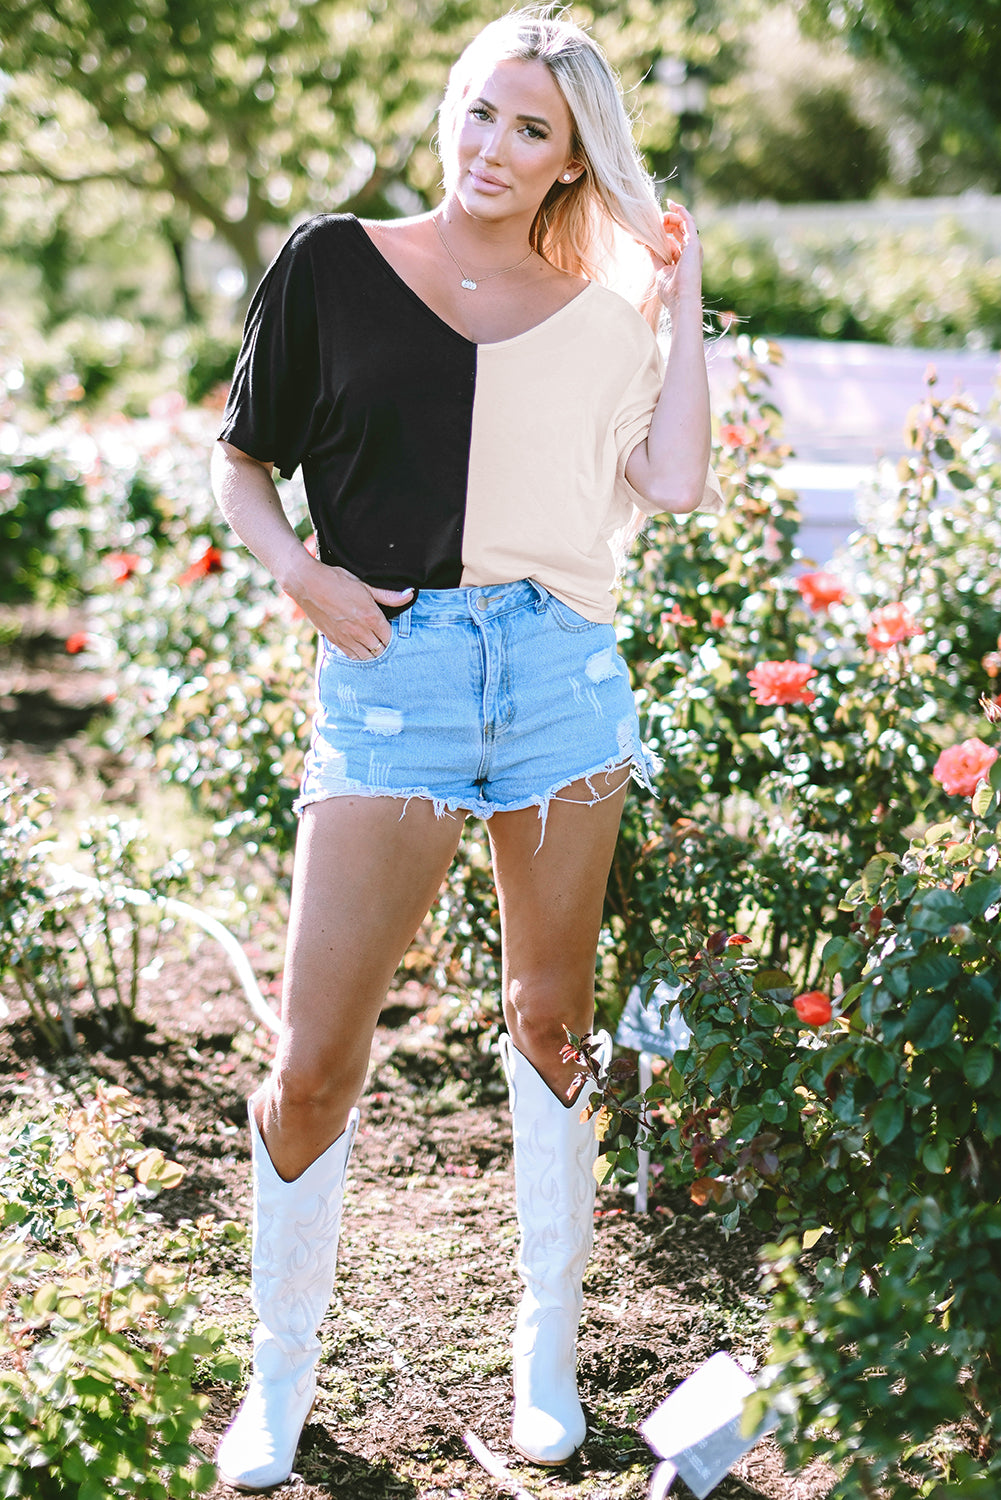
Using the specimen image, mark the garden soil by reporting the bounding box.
[1,622,836,1500]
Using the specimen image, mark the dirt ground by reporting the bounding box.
[0,620,837,1500]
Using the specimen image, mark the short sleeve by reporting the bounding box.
[613,324,665,491]
[218,225,322,480]
[614,324,725,518]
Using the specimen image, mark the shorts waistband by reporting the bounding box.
[401,579,549,628]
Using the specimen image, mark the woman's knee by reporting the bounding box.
[503,972,593,1044]
[267,1041,365,1118]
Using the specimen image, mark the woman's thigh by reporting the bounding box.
[277,794,466,1093]
[486,773,629,1092]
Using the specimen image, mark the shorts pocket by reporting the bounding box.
[543,593,601,634]
[320,621,399,667]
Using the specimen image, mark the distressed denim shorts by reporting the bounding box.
[295,578,655,840]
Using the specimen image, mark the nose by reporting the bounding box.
[480,124,505,164]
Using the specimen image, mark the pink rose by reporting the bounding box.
[719,422,754,450]
[797,571,845,612]
[747,660,818,706]
[932,738,998,797]
[867,602,918,651]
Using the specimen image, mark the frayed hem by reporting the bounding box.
[513,748,657,854]
[293,783,475,823]
[293,747,658,853]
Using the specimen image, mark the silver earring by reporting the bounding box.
[562,172,573,182]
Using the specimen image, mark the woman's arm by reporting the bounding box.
[211,440,412,658]
[623,202,711,514]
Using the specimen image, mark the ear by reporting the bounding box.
[558,162,585,185]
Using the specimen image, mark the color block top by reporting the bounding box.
[220,214,722,623]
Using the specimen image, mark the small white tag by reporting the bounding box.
[640,1352,775,1499]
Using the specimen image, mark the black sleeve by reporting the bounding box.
[218,223,323,480]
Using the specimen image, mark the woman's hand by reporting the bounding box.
[647,200,703,313]
[286,552,413,659]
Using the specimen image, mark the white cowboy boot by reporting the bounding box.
[499,1031,611,1465]
[215,1103,359,1492]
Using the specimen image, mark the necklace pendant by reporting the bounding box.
[461,277,477,291]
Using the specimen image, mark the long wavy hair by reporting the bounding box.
[436,8,667,326]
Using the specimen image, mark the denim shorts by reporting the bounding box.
[295,579,655,841]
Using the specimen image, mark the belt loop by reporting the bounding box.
[529,578,549,613]
[398,609,412,638]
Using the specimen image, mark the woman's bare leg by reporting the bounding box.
[487,771,630,1100]
[259,795,466,1180]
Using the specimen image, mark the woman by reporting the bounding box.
[212,8,721,1490]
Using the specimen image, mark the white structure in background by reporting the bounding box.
[706,334,1000,563]
[615,981,692,1213]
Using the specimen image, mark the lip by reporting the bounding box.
[468,169,508,192]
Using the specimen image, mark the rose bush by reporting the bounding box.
[609,339,999,996]
[588,727,1001,1497]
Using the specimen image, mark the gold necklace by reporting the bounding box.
[432,214,534,291]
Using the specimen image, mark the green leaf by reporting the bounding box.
[921,1137,950,1174]
[870,1095,905,1145]
[704,1043,732,1083]
[730,1104,763,1139]
[32,1283,59,1316]
[862,855,894,898]
[865,1048,897,1088]
[908,952,962,993]
[963,875,1001,918]
[964,1046,995,1088]
[906,992,957,1049]
[908,888,967,935]
[971,781,995,818]
[752,968,794,999]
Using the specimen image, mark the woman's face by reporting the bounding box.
[445,56,580,223]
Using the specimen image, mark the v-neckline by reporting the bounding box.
[349,215,594,350]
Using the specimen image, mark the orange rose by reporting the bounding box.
[867,602,918,651]
[793,991,832,1025]
[747,660,818,706]
[932,738,998,797]
[178,545,225,586]
[796,570,845,612]
[105,551,141,583]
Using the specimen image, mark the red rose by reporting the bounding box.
[65,632,89,654]
[793,990,832,1025]
[105,551,141,583]
[747,660,818,706]
[796,570,845,612]
[867,602,918,651]
[661,603,696,628]
[932,738,998,797]
[710,609,727,630]
[178,545,224,585]
[719,422,754,450]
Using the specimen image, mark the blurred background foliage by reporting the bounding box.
[1,0,999,422]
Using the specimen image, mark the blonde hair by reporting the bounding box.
[437,8,668,326]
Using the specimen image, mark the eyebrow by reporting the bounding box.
[473,96,551,128]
